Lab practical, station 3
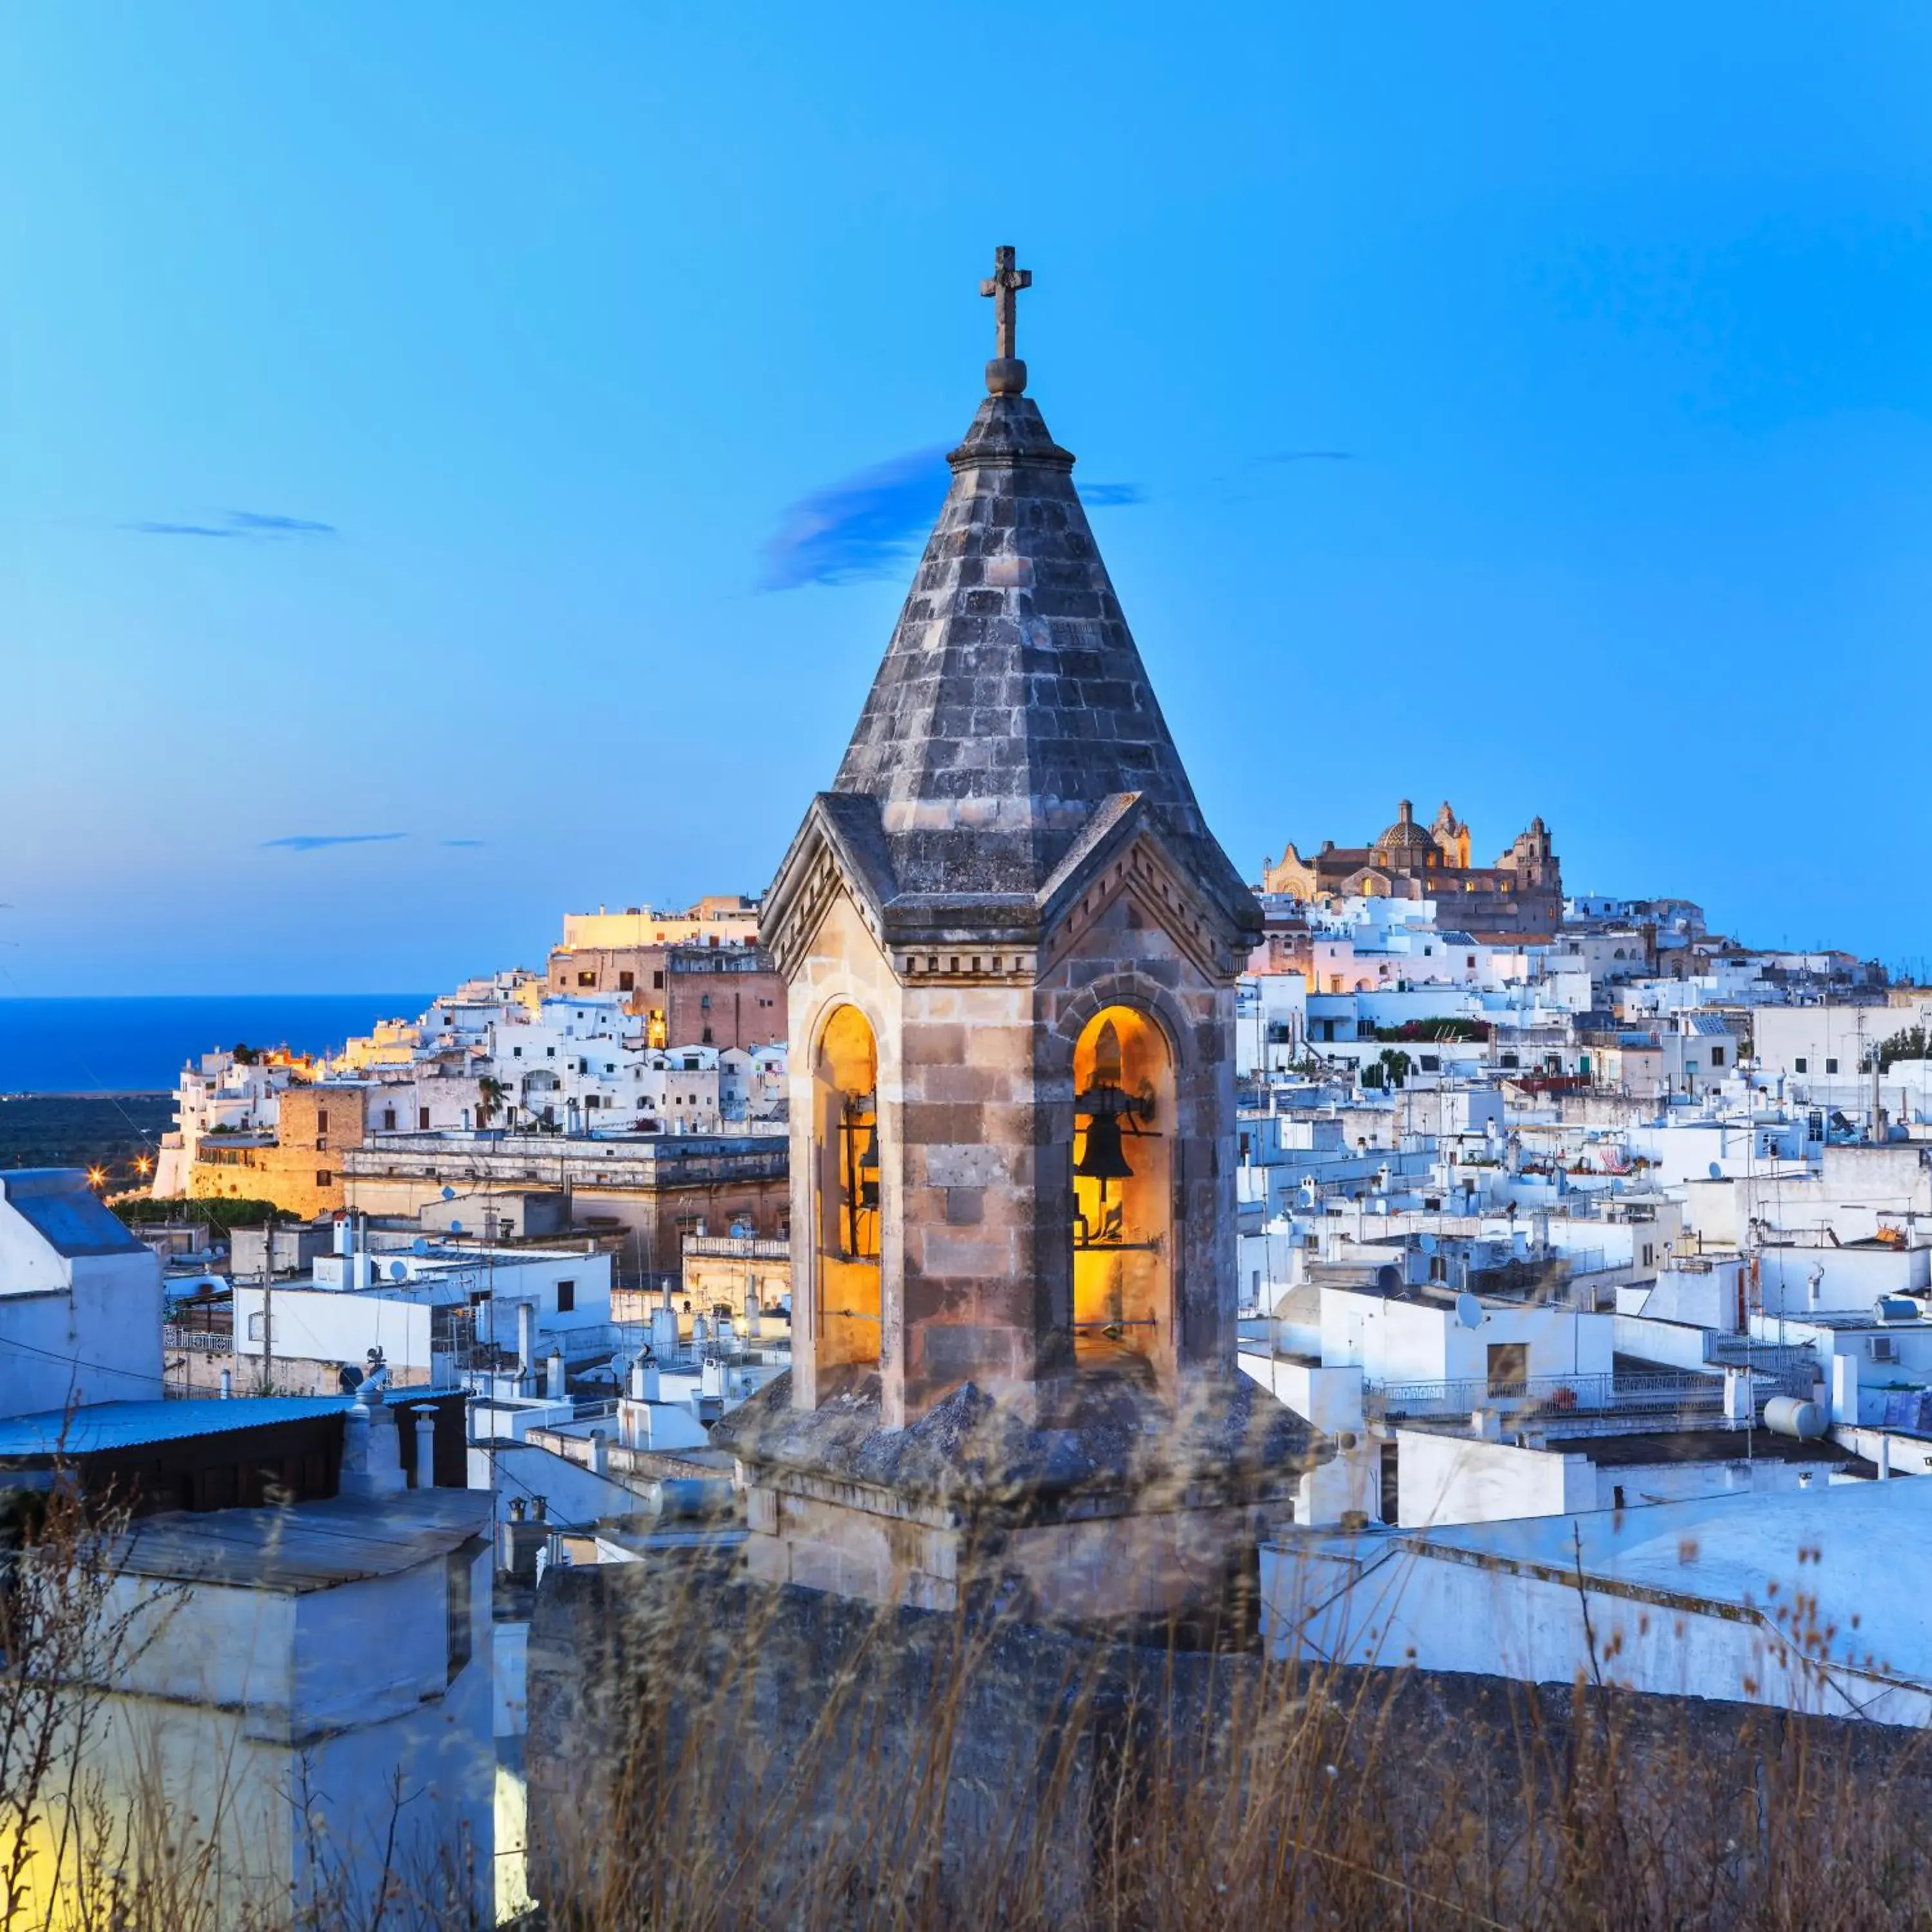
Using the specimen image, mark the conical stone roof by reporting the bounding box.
[828,381,1256,934]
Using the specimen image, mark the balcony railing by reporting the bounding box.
[1363,1368,1757,1424]
[1702,1336,1819,1379]
[683,1235,790,1260]
[163,1327,232,1353]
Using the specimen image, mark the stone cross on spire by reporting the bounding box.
[979,244,1032,395]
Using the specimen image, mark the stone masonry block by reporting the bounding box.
[944,1187,984,1226]
[902,1103,984,1144]
[901,1023,967,1064]
[922,1144,1007,1189]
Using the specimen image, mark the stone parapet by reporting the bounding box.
[719,1368,1318,1618]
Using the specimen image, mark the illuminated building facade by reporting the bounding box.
[1262,799,1563,938]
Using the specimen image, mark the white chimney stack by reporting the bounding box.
[650,1306,679,1361]
[1723,1367,1752,1426]
[339,1393,406,1497]
[410,1403,437,1490]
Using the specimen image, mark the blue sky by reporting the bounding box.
[5,4,1931,995]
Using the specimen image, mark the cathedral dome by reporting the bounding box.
[1374,799,1430,856]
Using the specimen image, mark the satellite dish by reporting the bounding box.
[449,1218,464,1233]
[388,1260,408,1282]
[412,1236,429,1255]
[1374,1264,1402,1296]
[1419,1233,1437,1255]
[1455,1291,1482,1330]
[1708,1162,1723,1180]
[441,1186,456,1201]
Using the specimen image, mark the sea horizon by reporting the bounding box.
[0,994,435,1095]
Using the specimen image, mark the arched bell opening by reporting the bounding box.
[1070,1005,1175,1383]
[813,1003,882,1384]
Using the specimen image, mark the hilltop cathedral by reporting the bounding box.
[718,249,1313,1621]
[1263,799,1563,940]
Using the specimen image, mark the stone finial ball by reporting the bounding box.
[985,357,1028,395]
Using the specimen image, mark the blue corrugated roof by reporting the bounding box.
[0,1391,464,1459]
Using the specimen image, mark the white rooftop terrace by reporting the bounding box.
[1265,1477,1932,1727]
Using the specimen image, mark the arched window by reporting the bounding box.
[1070,1007,1174,1381]
[813,1005,882,1382]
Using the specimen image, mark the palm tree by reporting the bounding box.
[477,1075,508,1129]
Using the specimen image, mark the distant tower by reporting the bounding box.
[1430,800,1470,868]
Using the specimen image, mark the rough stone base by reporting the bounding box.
[743,1470,1280,1618]
[718,1365,1312,1623]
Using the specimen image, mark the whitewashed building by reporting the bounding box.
[0,1170,163,1414]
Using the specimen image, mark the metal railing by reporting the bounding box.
[683,1235,789,1260]
[1364,1370,1728,1423]
[1703,1336,1818,1379]
[163,1327,232,1353]
[1365,1359,1819,1425]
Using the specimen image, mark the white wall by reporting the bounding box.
[1758,1242,1928,1315]
[468,1439,640,1528]
[1395,1430,1594,1528]
[1593,1455,1810,1511]
[1612,1312,1714,1371]
[1237,1226,1303,1309]
[232,1287,435,1375]
[93,1528,493,1924]
[1321,1286,1614,1390]
[0,1175,165,1414]
[1763,1312,1932,1388]
[1238,1352,1363,1434]
[1635,1260,1741,1332]
[318,1249,612,1337]
[1756,1004,1932,1082]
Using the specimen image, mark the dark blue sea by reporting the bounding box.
[0,996,433,1094]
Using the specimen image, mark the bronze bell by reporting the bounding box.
[1075,1112,1134,1196]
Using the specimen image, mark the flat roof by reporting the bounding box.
[1547,1426,1853,1468]
[1379,1479,1932,1688]
[114,1488,489,1591]
[1780,1311,1929,1332]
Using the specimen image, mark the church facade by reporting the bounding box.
[1262,799,1562,938]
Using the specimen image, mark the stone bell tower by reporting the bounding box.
[729,251,1307,1618]
[760,246,1264,1430]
